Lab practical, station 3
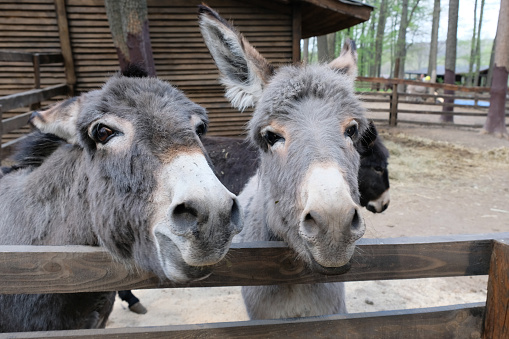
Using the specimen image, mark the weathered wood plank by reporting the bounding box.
[0,303,485,339]
[0,84,68,112]
[358,76,491,93]
[1,111,32,134]
[482,240,509,339]
[1,233,507,294]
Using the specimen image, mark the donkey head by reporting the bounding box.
[30,74,242,282]
[200,6,367,271]
[357,121,390,213]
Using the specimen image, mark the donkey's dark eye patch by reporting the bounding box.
[263,131,284,147]
[92,124,118,144]
[345,125,358,139]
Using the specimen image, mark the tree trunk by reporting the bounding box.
[374,0,388,77]
[303,38,309,64]
[317,35,328,62]
[395,0,409,93]
[105,0,156,76]
[428,0,440,93]
[367,3,378,77]
[441,0,459,123]
[467,0,478,86]
[326,33,336,60]
[474,0,485,86]
[487,33,496,86]
[482,0,509,137]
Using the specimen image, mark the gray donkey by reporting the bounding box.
[199,6,367,319]
[0,71,242,332]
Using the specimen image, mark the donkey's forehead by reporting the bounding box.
[260,65,359,115]
[83,76,207,122]
[253,65,365,127]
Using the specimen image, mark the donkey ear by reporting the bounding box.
[356,120,378,154]
[30,96,82,144]
[328,39,358,79]
[198,5,274,111]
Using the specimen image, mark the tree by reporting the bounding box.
[302,38,309,64]
[441,0,459,123]
[482,0,509,137]
[428,0,440,85]
[104,0,156,76]
[374,0,388,77]
[467,0,478,86]
[473,0,486,86]
[317,35,328,62]
[395,0,409,81]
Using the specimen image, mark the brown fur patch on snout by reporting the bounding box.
[157,147,205,165]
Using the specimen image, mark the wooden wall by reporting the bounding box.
[1,0,294,138]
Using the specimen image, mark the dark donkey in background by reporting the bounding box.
[203,120,390,213]
[0,70,242,332]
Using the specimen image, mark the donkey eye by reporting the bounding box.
[345,124,358,139]
[92,124,117,144]
[195,122,207,137]
[374,166,384,174]
[263,131,284,147]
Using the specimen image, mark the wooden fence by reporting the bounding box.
[1,233,508,338]
[0,51,69,162]
[356,76,509,128]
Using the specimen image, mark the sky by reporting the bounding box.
[436,0,500,41]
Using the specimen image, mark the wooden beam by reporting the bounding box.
[292,3,301,63]
[0,51,63,64]
[0,84,68,112]
[483,240,509,339]
[0,303,485,339]
[358,76,491,93]
[54,0,76,95]
[1,111,33,135]
[1,233,507,294]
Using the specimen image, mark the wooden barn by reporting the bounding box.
[0,0,372,160]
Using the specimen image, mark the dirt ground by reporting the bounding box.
[107,122,509,328]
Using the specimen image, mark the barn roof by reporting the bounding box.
[261,0,374,38]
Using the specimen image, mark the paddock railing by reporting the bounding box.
[0,51,70,163]
[1,232,508,338]
[355,76,509,128]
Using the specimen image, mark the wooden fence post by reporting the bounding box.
[292,3,302,63]
[389,58,400,126]
[54,0,76,96]
[482,240,509,338]
[389,83,398,126]
[31,53,41,111]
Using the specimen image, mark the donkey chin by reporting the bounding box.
[154,228,235,283]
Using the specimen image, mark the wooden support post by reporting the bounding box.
[54,0,76,96]
[390,61,400,126]
[292,4,302,63]
[31,53,41,111]
[389,58,400,126]
[483,240,509,338]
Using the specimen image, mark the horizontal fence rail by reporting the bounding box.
[0,303,487,339]
[1,233,507,295]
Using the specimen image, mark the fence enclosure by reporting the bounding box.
[0,233,508,338]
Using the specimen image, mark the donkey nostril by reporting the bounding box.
[174,203,198,218]
[351,209,361,230]
[230,198,242,234]
[304,213,313,221]
[170,202,201,237]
